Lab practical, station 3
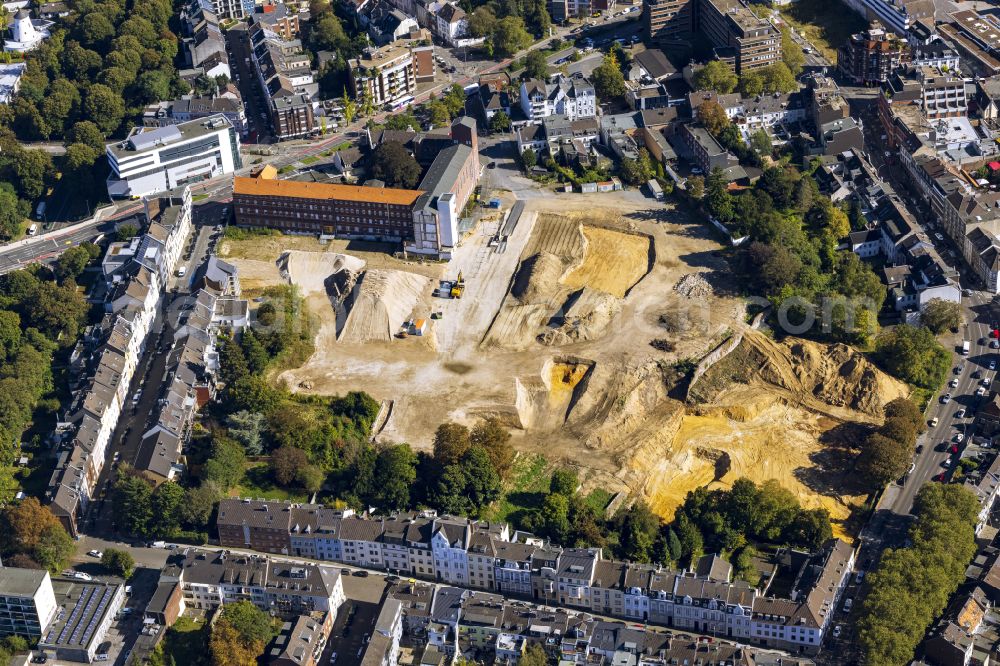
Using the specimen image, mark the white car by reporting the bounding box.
[935,233,944,241]
[956,409,966,419]
[833,625,842,638]
[978,387,987,397]
[950,378,960,387]
[87,550,103,558]
[985,378,993,386]
[930,417,939,427]
[73,572,93,581]
[955,433,965,443]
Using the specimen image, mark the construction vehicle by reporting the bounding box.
[450,271,465,299]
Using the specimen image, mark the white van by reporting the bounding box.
[27,223,38,236]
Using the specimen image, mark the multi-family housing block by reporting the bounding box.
[519,75,597,122]
[643,0,779,73]
[216,499,855,655]
[46,188,192,535]
[838,21,911,85]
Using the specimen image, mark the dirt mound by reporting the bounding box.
[339,270,430,343]
[515,357,595,429]
[278,251,366,295]
[561,227,651,298]
[673,273,713,299]
[689,331,908,418]
[511,252,566,305]
[538,288,622,346]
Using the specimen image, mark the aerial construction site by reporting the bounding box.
[220,188,907,535]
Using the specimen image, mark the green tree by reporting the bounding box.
[426,99,451,127]
[873,325,951,389]
[523,50,549,80]
[759,62,798,93]
[692,60,737,93]
[0,310,22,361]
[883,398,924,433]
[183,482,223,529]
[240,328,269,375]
[537,492,570,542]
[135,70,171,104]
[494,17,532,58]
[489,110,512,134]
[53,245,93,283]
[69,121,106,152]
[520,642,548,666]
[471,417,514,477]
[151,481,186,535]
[219,337,250,385]
[0,188,26,239]
[225,375,282,415]
[14,149,54,200]
[202,436,248,490]
[33,524,74,574]
[114,471,154,536]
[372,444,417,512]
[371,141,422,188]
[687,175,704,200]
[781,28,805,76]
[591,51,626,101]
[468,6,498,37]
[857,432,911,487]
[78,12,115,48]
[457,446,502,515]
[101,549,136,578]
[341,88,356,125]
[219,600,275,646]
[738,70,764,96]
[697,99,730,136]
[749,129,772,155]
[84,84,125,135]
[227,410,266,455]
[549,468,578,496]
[921,298,964,334]
[271,445,308,486]
[433,423,471,466]
[520,148,537,171]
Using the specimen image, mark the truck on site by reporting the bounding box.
[963,340,971,355]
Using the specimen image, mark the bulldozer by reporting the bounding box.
[450,271,465,299]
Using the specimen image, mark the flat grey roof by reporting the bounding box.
[108,114,233,159]
[0,567,48,597]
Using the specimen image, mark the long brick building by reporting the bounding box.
[232,116,480,258]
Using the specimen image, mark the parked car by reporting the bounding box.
[941,393,952,404]
[87,550,102,558]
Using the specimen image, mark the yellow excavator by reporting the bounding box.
[450,271,465,299]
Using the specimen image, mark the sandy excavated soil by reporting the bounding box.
[612,332,910,538]
[222,192,900,537]
[483,214,652,351]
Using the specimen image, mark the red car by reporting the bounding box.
[934,473,947,482]
[950,445,960,453]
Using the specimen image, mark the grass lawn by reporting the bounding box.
[483,454,551,525]
[779,0,866,62]
[300,155,320,166]
[235,462,310,502]
[160,616,208,666]
[583,488,614,515]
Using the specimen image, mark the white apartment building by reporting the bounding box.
[348,42,416,107]
[519,75,597,121]
[431,521,471,586]
[138,186,194,283]
[0,568,58,638]
[106,115,241,200]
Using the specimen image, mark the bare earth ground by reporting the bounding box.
[219,190,901,536]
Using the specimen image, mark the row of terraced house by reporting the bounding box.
[216,499,855,655]
[44,188,194,536]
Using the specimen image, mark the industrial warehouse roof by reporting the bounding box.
[233,175,425,205]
